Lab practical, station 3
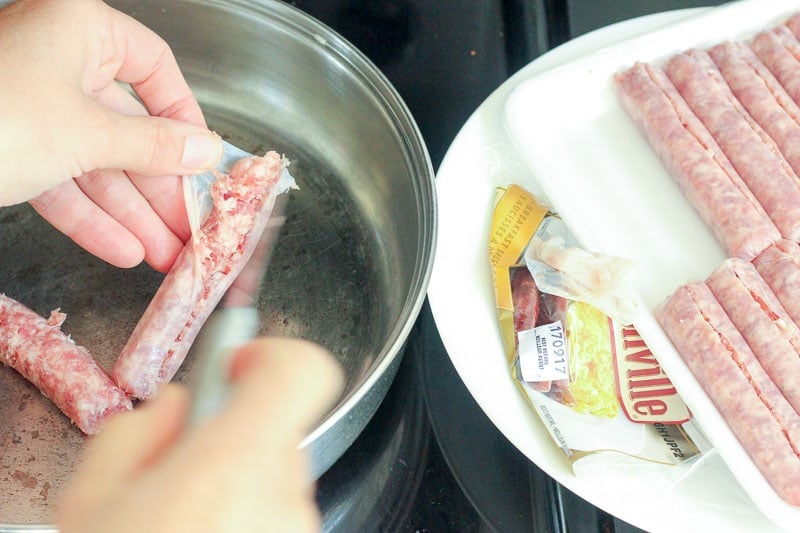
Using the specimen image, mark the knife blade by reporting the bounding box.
[186,143,289,423]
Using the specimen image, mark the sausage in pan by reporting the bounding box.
[111,152,288,400]
[0,294,132,434]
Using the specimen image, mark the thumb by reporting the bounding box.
[225,338,344,443]
[88,107,223,176]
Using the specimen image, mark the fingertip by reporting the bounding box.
[180,131,223,171]
[31,186,148,269]
[143,232,184,273]
[71,385,190,495]
[113,245,147,269]
[144,383,192,414]
[127,171,191,242]
[83,231,145,270]
[93,383,189,439]
[302,342,345,403]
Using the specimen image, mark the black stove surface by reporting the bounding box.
[292,1,729,531]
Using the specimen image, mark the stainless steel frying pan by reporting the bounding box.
[0,0,435,527]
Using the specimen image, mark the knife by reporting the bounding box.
[186,142,289,423]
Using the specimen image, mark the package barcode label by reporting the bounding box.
[518,321,568,383]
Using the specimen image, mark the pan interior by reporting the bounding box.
[0,112,396,526]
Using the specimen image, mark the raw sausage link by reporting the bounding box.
[111,152,287,400]
[786,13,800,39]
[664,49,800,242]
[509,265,574,402]
[655,283,800,506]
[614,62,779,260]
[753,239,800,328]
[751,25,800,108]
[709,41,800,181]
[536,291,572,403]
[0,294,132,434]
[706,258,800,416]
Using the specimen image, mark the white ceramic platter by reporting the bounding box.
[429,1,800,531]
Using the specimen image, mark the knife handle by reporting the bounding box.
[188,307,259,424]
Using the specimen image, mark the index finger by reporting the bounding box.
[105,4,206,126]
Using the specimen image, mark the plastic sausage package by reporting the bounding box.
[489,184,707,479]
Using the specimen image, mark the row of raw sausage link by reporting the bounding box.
[617,12,800,507]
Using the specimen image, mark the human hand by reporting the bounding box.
[0,0,223,272]
[57,337,343,533]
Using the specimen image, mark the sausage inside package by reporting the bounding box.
[489,184,711,487]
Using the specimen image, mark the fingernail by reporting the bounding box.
[181,132,222,169]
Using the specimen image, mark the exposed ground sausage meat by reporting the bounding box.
[709,41,800,181]
[0,294,132,434]
[753,240,800,329]
[751,25,800,109]
[111,152,288,400]
[706,258,800,416]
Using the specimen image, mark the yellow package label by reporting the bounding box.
[489,185,549,307]
[489,185,549,362]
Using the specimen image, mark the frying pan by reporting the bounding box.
[0,0,436,526]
